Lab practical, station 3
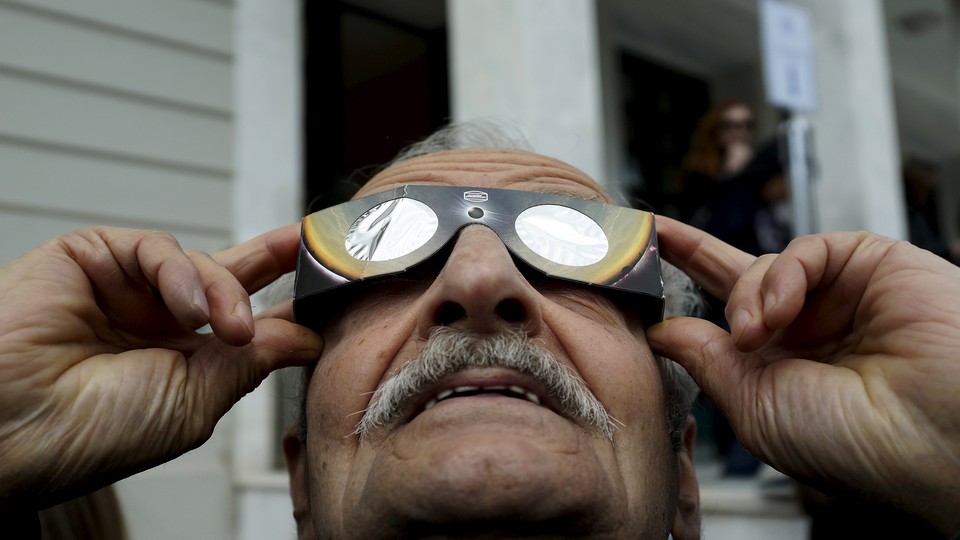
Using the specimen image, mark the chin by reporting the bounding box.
[331,426,650,539]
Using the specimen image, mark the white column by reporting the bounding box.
[233,0,303,467]
[447,0,608,183]
[235,0,303,243]
[801,0,905,238]
[233,0,302,537]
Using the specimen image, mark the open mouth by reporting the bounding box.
[406,368,560,420]
[357,364,616,442]
[423,384,542,410]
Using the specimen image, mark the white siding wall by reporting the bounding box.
[0,0,234,264]
[0,2,238,539]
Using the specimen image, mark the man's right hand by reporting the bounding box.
[0,226,322,509]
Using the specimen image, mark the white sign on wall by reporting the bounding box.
[760,0,819,112]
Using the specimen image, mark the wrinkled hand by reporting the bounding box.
[648,217,960,534]
[0,226,322,509]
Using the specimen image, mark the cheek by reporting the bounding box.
[304,305,418,490]
[543,305,677,519]
[546,306,666,430]
[303,307,418,528]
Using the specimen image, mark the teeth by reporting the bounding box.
[424,384,543,409]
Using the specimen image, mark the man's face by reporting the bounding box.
[285,149,699,539]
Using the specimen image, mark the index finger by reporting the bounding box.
[655,215,756,301]
[214,223,301,294]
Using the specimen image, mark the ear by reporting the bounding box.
[283,423,315,540]
[670,416,701,540]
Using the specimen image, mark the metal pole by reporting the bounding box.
[779,116,815,236]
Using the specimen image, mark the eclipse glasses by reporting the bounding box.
[293,185,664,327]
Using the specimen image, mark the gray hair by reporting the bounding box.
[386,119,533,165]
[284,121,702,450]
[659,262,703,449]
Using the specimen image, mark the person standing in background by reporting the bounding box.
[678,99,756,228]
[678,101,786,477]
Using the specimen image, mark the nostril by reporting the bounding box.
[495,298,527,323]
[435,301,466,326]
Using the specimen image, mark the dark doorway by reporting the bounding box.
[620,53,710,217]
[302,2,449,211]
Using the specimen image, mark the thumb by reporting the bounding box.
[646,317,762,427]
[190,318,323,425]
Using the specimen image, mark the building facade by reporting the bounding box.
[2,1,957,538]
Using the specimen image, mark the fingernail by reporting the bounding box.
[233,300,255,337]
[192,289,210,320]
[645,319,670,340]
[652,318,673,329]
[731,307,752,341]
[764,290,778,315]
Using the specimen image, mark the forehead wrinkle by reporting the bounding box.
[376,149,592,180]
[364,166,609,199]
[359,151,613,203]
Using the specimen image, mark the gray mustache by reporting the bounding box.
[355,327,617,440]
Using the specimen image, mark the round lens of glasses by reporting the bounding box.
[514,205,608,266]
[345,198,439,261]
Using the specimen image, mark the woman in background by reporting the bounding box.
[678,99,756,228]
[678,100,789,478]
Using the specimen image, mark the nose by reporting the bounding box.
[416,225,543,338]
